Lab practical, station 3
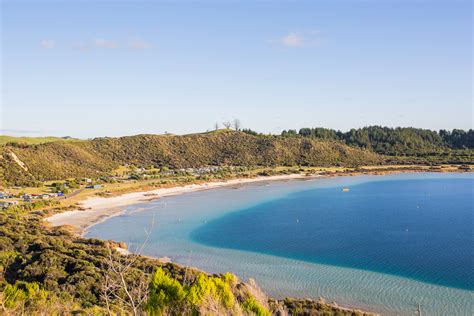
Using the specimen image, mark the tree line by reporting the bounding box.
[281,126,474,156]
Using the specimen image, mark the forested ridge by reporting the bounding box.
[281,126,474,156]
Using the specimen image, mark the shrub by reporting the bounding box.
[146,269,236,315]
[186,273,235,309]
[1,282,48,310]
[241,295,271,316]
[146,268,186,315]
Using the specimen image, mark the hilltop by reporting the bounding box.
[1,130,381,186]
[0,135,80,146]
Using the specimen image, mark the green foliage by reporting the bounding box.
[241,295,271,316]
[222,272,237,285]
[186,273,235,308]
[440,129,474,149]
[280,126,474,163]
[147,268,186,315]
[7,199,59,213]
[51,182,70,193]
[0,210,108,309]
[284,126,474,156]
[66,179,81,189]
[146,268,237,315]
[2,283,24,308]
[0,250,18,265]
[242,128,260,136]
[2,281,48,309]
[0,135,80,146]
[281,129,297,137]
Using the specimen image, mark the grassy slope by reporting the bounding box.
[1,131,381,186]
[0,135,81,146]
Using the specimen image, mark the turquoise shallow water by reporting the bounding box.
[86,173,474,315]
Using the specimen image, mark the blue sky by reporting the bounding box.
[1,0,472,138]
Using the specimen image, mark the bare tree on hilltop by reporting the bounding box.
[233,119,241,131]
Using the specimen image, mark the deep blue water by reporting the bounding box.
[191,178,474,290]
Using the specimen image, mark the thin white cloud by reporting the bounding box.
[94,39,117,49]
[40,40,56,49]
[128,39,152,50]
[280,32,305,47]
[272,30,322,48]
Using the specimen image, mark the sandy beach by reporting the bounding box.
[46,173,317,235]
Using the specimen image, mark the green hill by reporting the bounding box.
[1,131,381,186]
[282,126,474,155]
[0,135,80,146]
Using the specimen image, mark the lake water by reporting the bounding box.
[86,173,473,315]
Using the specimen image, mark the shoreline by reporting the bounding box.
[46,173,317,235]
[46,167,471,236]
[46,171,380,315]
[43,169,471,316]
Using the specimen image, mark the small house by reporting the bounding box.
[88,184,102,189]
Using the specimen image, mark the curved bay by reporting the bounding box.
[86,173,474,315]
